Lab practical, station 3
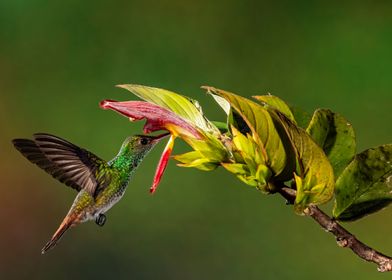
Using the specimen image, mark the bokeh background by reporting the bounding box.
[1,1,391,279]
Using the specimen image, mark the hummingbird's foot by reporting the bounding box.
[96,214,106,227]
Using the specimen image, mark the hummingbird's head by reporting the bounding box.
[124,132,170,156]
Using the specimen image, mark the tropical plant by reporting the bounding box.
[101,84,392,272]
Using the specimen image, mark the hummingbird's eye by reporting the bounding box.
[140,138,149,145]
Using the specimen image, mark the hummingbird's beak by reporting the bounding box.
[151,132,171,143]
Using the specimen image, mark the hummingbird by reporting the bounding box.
[12,132,169,254]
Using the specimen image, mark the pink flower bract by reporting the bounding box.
[150,134,175,194]
[100,100,202,139]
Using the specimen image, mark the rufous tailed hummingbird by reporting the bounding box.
[12,132,169,254]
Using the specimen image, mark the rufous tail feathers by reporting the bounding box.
[41,215,76,254]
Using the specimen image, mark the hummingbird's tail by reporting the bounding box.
[41,215,76,254]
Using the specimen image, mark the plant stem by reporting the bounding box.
[277,186,392,272]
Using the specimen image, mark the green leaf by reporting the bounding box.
[274,111,335,213]
[231,127,260,162]
[117,84,219,134]
[333,144,392,221]
[185,132,228,161]
[208,92,231,115]
[221,163,250,175]
[206,89,246,135]
[221,163,259,187]
[174,150,219,171]
[224,127,273,189]
[253,95,296,123]
[203,86,293,181]
[173,130,229,171]
[173,151,202,164]
[255,164,272,186]
[306,109,356,178]
[237,175,259,187]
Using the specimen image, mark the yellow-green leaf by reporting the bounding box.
[204,86,293,181]
[173,151,203,164]
[208,93,231,115]
[221,163,250,176]
[231,127,263,165]
[174,151,218,171]
[306,109,356,178]
[221,163,258,187]
[173,131,228,171]
[185,132,228,162]
[253,95,296,123]
[275,111,335,213]
[255,164,272,186]
[237,175,259,187]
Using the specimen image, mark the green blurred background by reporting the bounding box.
[1,1,391,279]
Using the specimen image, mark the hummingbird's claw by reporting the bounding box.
[96,214,106,227]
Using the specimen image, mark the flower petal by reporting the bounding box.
[100,100,202,139]
[150,134,175,194]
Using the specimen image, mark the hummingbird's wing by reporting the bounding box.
[12,133,110,197]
